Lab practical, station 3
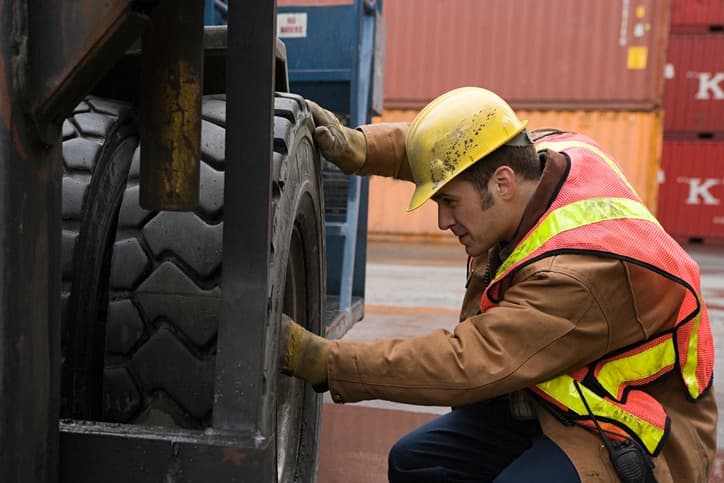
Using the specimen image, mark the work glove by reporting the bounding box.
[306,100,367,174]
[279,313,330,392]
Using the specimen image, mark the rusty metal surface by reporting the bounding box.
[26,0,150,127]
[664,33,724,135]
[60,421,274,482]
[1,3,63,482]
[382,0,671,110]
[139,0,202,211]
[213,0,276,438]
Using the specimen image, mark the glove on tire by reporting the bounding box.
[280,313,330,392]
[306,100,366,174]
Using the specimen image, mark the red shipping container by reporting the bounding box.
[664,33,724,135]
[671,0,724,32]
[381,0,671,110]
[657,139,724,241]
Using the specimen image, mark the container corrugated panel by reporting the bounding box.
[382,0,670,110]
[664,33,724,135]
[368,175,452,240]
[657,139,724,241]
[367,109,663,239]
[671,0,724,32]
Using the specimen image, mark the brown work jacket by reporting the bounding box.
[325,123,718,482]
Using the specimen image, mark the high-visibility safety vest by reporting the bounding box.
[480,131,714,456]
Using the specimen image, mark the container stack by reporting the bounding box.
[656,0,724,243]
[367,0,671,241]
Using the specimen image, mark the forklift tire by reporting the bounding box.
[61,97,137,419]
[104,93,325,482]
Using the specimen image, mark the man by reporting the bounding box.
[281,87,717,482]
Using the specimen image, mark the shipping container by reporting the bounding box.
[381,0,671,110]
[367,108,664,239]
[664,33,724,135]
[671,0,724,32]
[657,139,724,242]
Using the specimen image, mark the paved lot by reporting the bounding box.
[317,240,724,483]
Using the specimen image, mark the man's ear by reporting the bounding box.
[491,166,516,200]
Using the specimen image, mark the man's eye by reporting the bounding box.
[433,197,455,207]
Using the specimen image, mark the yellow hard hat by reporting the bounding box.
[405,87,528,211]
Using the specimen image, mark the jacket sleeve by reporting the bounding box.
[356,122,414,182]
[326,255,651,407]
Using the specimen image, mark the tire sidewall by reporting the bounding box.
[266,113,325,482]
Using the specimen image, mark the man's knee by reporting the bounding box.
[388,431,419,474]
[493,436,579,483]
[388,429,449,483]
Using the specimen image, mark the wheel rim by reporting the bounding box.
[277,222,309,482]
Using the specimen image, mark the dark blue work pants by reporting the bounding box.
[387,398,580,483]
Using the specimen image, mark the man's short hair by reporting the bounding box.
[459,143,541,195]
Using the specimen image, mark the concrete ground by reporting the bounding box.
[316,239,724,483]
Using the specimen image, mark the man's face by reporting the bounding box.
[433,176,512,257]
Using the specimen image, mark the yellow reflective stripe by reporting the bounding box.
[536,375,665,454]
[682,311,703,399]
[496,197,660,277]
[596,338,676,399]
[536,140,639,197]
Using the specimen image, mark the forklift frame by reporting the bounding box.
[0,1,333,481]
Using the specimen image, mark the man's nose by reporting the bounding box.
[437,204,454,231]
